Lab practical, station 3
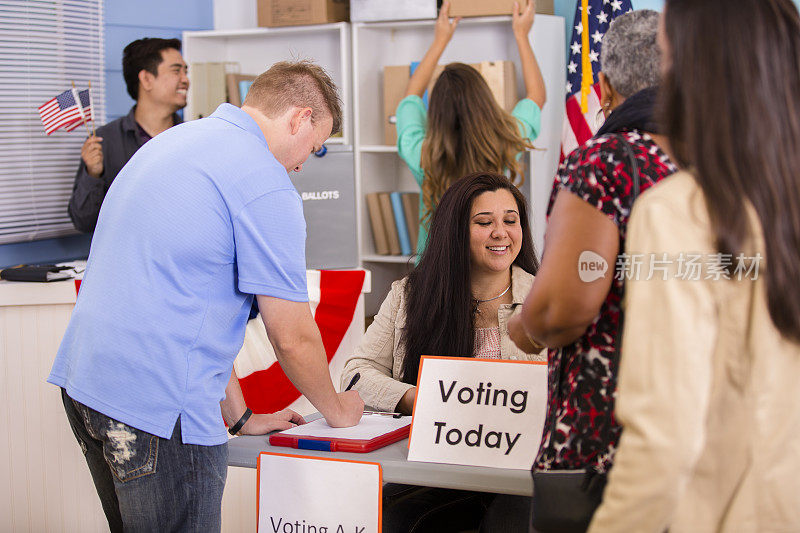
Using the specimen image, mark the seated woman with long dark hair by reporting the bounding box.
[342,172,544,532]
[343,172,543,413]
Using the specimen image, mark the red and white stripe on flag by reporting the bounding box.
[234,269,367,415]
[38,90,82,135]
[560,83,603,160]
[65,106,93,132]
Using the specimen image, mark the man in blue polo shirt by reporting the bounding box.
[49,60,364,532]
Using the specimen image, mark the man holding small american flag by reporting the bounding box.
[67,37,189,233]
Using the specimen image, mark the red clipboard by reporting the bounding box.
[269,422,411,453]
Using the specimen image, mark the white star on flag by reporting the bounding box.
[571,41,582,55]
[611,0,623,11]
[592,30,604,43]
[597,11,609,24]
[582,4,592,14]
[589,50,599,62]
[568,61,578,74]
[575,21,584,34]
[566,82,573,93]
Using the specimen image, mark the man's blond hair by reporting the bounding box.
[243,60,342,135]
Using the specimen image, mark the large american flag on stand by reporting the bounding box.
[561,0,633,159]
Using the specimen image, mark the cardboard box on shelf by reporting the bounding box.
[225,74,257,107]
[477,60,517,112]
[189,62,227,120]
[257,0,349,27]
[383,65,410,147]
[383,60,516,145]
[449,0,554,17]
[351,0,437,22]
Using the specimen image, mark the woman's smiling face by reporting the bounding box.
[468,189,523,275]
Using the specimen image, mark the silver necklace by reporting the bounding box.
[473,283,511,304]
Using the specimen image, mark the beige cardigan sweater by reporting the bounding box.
[589,172,800,532]
[340,265,545,412]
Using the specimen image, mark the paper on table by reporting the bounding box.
[278,414,411,440]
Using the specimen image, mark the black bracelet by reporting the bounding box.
[228,407,252,436]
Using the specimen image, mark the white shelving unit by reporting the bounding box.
[353,15,565,314]
[182,23,352,145]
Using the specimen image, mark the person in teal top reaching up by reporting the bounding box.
[396,0,546,256]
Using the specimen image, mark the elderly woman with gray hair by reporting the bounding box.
[505,10,678,532]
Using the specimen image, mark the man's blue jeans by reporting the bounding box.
[61,389,228,532]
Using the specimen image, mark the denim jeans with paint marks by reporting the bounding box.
[61,389,228,533]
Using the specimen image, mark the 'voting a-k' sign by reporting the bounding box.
[258,453,381,533]
[408,357,547,470]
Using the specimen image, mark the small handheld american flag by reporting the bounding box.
[65,88,93,132]
[38,88,93,135]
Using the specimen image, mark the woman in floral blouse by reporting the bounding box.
[508,10,674,477]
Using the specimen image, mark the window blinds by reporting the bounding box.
[0,0,104,244]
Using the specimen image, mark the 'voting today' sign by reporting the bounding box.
[407,357,547,470]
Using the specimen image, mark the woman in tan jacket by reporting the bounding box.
[589,1,800,531]
[342,172,544,532]
[342,172,544,411]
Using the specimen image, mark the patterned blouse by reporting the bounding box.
[534,131,677,473]
[474,327,502,359]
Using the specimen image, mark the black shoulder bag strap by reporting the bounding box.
[607,132,640,458]
[612,131,640,371]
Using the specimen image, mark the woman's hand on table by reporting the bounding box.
[397,387,417,415]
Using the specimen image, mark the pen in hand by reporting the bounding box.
[344,372,361,392]
[342,374,402,417]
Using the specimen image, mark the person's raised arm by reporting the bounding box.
[512,0,546,109]
[404,1,460,98]
[508,190,618,349]
[256,295,364,427]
